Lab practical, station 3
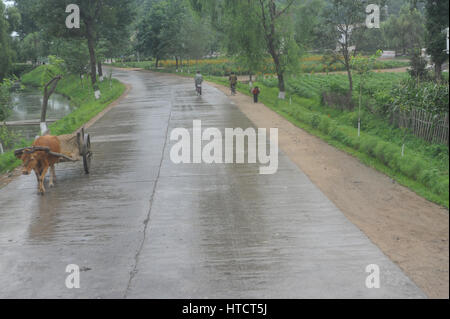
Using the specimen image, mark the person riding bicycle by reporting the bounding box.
[229,72,238,95]
[195,71,203,95]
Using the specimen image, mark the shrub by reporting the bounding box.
[399,157,427,180]
[390,78,449,115]
[360,137,379,157]
[408,50,429,80]
[311,114,321,128]
[418,168,439,188]
[374,141,389,164]
[11,63,34,77]
[433,178,449,197]
[319,116,332,134]
[330,126,345,141]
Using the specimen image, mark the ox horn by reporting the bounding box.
[14,147,32,158]
[14,146,51,157]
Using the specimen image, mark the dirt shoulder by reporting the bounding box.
[207,81,449,299]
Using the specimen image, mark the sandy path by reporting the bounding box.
[208,81,449,299]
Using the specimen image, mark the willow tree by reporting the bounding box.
[0,2,13,80]
[221,1,266,83]
[37,0,133,86]
[190,0,299,99]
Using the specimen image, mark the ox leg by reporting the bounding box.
[39,166,49,195]
[49,165,56,187]
[34,170,40,190]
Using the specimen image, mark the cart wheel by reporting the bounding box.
[82,134,92,174]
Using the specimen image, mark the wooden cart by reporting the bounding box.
[15,127,93,174]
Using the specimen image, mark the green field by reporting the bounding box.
[261,72,409,101]
[112,57,409,77]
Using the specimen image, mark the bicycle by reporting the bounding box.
[196,84,202,96]
[230,83,236,95]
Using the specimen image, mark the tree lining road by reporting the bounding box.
[0,68,425,298]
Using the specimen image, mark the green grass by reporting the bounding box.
[261,72,409,101]
[112,58,409,77]
[110,60,156,69]
[0,66,126,174]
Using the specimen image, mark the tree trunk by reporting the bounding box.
[98,60,103,78]
[344,51,353,96]
[272,53,286,97]
[41,95,49,124]
[277,71,285,93]
[175,56,179,71]
[346,66,353,96]
[86,22,97,86]
[41,76,62,123]
[155,57,159,69]
[435,62,442,83]
[260,0,287,99]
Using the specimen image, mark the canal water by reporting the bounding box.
[7,87,74,142]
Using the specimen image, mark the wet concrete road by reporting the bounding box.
[0,69,425,298]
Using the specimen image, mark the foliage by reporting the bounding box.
[37,55,65,90]
[0,2,14,80]
[0,126,20,150]
[0,78,14,122]
[222,0,267,78]
[408,49,429,80]
[17,32,48,65]
[292,0,328,51]
[381,6,425,55]
[56,39,90,77]
[11,63,34,77]
[37,0,134,85]
[351,50,382,133]
[191,0,299,95]
[321,0,370,94]
[390,78,449,115]
[13,0,40,38]
[136,0,181,65]
[128,55,409,77]
[424,0,449,81]
[258,72,408,103]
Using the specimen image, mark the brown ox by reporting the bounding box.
[20,135,61,195]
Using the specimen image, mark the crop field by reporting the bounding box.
[260,72,410,100]
[114,55,409,76]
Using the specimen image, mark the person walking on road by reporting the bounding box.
[252,86,260,103]
[229,72,238,95]
[195,71,203,96]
